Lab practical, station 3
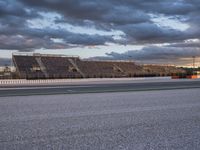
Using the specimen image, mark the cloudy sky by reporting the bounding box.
[0,0,200,66]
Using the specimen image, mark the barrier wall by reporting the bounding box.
[0,77,171,86]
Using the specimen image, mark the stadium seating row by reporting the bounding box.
[12,54,185,79]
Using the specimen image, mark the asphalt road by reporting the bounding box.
[0,79,200,97]
[0,89,200,149]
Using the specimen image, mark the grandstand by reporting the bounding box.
[12,53,185,79]
[142,64,185,76]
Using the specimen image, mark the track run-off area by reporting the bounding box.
[0,77,200,149]
[0,77,200,97]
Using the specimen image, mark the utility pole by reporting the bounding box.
[192,56,196,76]
[192,56,195,69]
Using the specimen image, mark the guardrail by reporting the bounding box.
[0,79,73,85]
[0,77,171,86]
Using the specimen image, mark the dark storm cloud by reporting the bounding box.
[0,0,200,65]
[0,34,70,51]
[0,0,27,17]
[18,0,200,41]
[0,29,113,51]
[91,45,200,65]
[107,46,200,60]
[20,0,110,20]
[0,0,114,50]
[116,23,185,44]
[168,41,200,48]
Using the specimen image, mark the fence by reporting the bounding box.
[0,77,171,86]
[0,79,84,85]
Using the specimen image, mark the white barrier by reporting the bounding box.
[0,77,172,86]
[0,79,71,85]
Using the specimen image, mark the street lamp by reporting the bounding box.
[192,56,195,69]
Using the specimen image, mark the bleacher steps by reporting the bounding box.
[35,57,49,78]
[68,58,85,78]
[113,64,124,73]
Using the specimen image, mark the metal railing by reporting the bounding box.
[0,77,171,86]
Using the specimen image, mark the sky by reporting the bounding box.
[0,0,200,66]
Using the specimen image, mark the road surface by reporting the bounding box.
[0,88,200,149]
[0,79,200,97]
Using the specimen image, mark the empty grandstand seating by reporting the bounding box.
[142,65,186,76]
[13,55,45,79]
[41,57,82,78]
[12,53,185,79]
[75,60,145,78]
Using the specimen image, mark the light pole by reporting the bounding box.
[192,56,195,69]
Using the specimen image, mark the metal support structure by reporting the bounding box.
[192,56,195,69]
